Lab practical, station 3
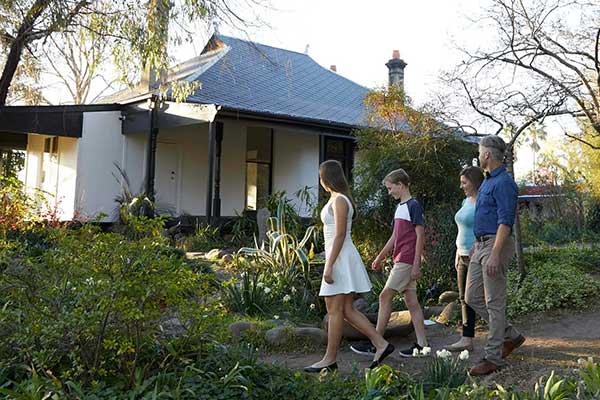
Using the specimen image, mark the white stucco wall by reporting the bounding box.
[55,137,78,219]
[272,129,320,217]
[23,135,78,220]
[156,122,245,216]
[24,134,44,192]
[75,111,123,221]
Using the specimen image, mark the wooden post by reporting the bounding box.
[145,95,159,201]
[212,122,223,218]
[205,121,215,224]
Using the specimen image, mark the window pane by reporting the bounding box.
[246,162,270,210]
[246,127,271,162]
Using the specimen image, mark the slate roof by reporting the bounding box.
[171,35,370,128]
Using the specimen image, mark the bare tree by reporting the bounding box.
[448,0,600,148]
[0,0,270,106]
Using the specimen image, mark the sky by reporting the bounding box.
[170,0,555,181]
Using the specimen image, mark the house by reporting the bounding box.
[0,35,408,222]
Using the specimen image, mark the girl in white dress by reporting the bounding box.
[304,160,394,373]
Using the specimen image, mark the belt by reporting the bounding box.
[475,235,495,243]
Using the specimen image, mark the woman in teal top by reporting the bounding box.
[448,166,484,352]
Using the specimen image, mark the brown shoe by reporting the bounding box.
[469,360,499,376]
[502,335,526,358]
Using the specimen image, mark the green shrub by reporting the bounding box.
[183,223,227,252]
[507,246,600,319]
[0,224,221,383]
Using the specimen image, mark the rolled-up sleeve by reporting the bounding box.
[495,178,517,226]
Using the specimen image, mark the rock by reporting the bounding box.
[353,298,369,313]
[265,318,287,326]
[257,208,270,245]
[436,301,460,325]
[229,321,254,340]
[293,327,327,345]
[439,291,459,305]
[424,305,444,319]
[158,317,186,339]
[265,327,289,346]
[205,248,223,261]
[322,311,414,340]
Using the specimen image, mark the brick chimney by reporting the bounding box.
[330,65,337,72]
[385,50,407,91]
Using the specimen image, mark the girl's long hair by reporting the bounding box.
[319,160,357,219]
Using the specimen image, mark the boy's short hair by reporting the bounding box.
[383,168,410,186]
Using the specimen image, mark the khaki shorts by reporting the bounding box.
[385,262,417,292]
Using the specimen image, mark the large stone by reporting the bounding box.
[353,298,369,313]
[158,316,186,339]
[265,326,289,346]
[229,321,254,340]
[439,291,459,305]
[294,327,327,345]
[322,311,414,340]
[424,305,444,319]
[436,301,460,325]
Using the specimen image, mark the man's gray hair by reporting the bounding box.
[480,135,506,161]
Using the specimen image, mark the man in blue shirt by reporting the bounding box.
[466,135,526,376]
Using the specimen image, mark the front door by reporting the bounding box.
[155,142,179,213]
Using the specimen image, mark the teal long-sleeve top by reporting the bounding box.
[455,198,476,256]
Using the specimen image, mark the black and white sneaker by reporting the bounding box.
[398,343,430,358]
[350,341,375,356]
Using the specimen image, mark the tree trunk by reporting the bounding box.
[0,0,51,105]
[505,146,526,283]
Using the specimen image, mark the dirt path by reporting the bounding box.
[260,304,600,391]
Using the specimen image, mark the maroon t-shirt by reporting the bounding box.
[392,198,424,265]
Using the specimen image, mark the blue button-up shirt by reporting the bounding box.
[474,165,518,237]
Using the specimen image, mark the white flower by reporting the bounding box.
[240,272,247,278]
[291,286,297,294]
[283,295,291,302]
[273,315,280,320]
[257,282,264,288]
[412,348,420,357]
[436,349,452,359]
[264,287,271,294]
[459,350,469,361]
[421,346,431,356]
[588,356,594,364]
[309,303,316,310]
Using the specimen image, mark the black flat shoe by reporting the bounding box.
[303,362,338,373]
[368,343,395,369]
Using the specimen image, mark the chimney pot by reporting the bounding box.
[330,65,337,72]
[386,50,407,90]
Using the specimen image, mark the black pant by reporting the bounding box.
[457,255,476,338]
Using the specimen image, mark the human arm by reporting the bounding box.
[323,196,349,284]
[411,224,425,280]
[372,234,394,271]
[485,179,517,276]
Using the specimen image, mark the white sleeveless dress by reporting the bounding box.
[318,194,373,296]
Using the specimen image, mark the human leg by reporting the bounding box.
[307,295,345,368]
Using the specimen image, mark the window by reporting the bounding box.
[322,137,354,181]
[245,127,272,210]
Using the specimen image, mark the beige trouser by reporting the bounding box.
[465,235,521,366]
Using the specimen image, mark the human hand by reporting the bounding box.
[485,254,500,276]
[324,267,334,284]
[411,265,422,281]
[371,257,383,272]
